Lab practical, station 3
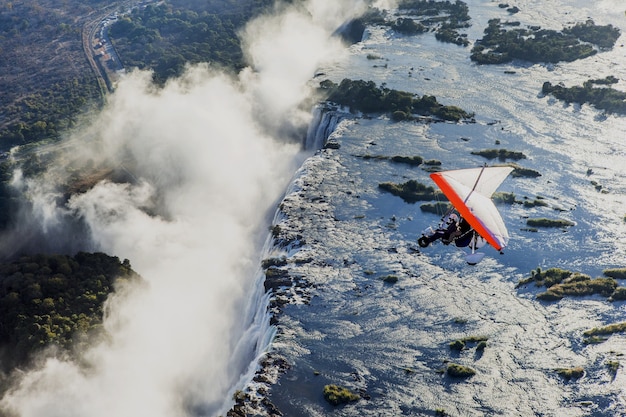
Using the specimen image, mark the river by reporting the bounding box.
[253,1,626,415]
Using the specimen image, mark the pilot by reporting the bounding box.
[440,213,461,244]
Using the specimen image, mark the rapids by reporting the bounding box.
[258,1,626,415]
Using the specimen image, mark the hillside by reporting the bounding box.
[0,0,274,151]
[0,0,111,150]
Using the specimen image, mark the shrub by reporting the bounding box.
[583,321,626,337]
[450,336,488,351]
[449,340,465,351]
[321,78,473,121]
[523,198,549,208]
[606,360,620,377]
[446,363,475,377]
[508,164,542,178]
[556,367,584,380]
[390,155,423,166]
[323,384,360,406]
[526,218,575,228]
[537,278,617,300]
[420,202,449,214]
[392,17,426,35]
[610,287,626,301]
[471,149,526,161]
[378,180,442,203]
[381,275,399,284]
[603,268,626,280]
[517,267,573,288]
[492,191,516,204]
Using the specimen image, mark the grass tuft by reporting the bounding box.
[555,366,584,380]
[446,363,476,378]
[526,218,575,228]
[583,321,626,337]
[603,268,626,280]
[323,384,360,406]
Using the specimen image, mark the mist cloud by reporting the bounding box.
[0,1,367,416]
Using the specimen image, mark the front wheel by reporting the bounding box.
[418,236,430,248]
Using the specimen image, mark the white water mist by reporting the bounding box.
[0,1,367,416]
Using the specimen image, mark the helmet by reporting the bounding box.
[447,213,459,224]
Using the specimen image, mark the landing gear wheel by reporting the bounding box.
[418,236,430,248]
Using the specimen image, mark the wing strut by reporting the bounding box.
[464,164,486,204]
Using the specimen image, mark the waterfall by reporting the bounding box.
[222,102,351,415]
[303,104,346,150]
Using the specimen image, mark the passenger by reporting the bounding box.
[418,213,461,247]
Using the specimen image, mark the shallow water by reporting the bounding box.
[264,1,626,416]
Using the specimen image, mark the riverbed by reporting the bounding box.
[258,1,626,415]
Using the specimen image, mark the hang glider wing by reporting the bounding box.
[430,166,513,251]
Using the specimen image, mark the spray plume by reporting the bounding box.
[0,1,367,416]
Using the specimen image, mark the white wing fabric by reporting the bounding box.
[430,166,513,251]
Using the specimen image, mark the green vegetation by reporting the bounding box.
[537,278,617,301]
[609,287,626,301]
[446,362,476,378]
[471,149,526,161]
[517,267,573,288]
[381,275,399,284]
[506,163,542,178]
[606,360,620,377]
[0,160,19,230]
[424,159,442,167]
[449,339,465,351]
[543,76,626,115]
[555,366,584,380]
[583,322,626,338]
[392,18,428,35]
[522,197,549,208]
[603,268,626,281]
[391,155,424,166]
[492,192,516,205]
[108,0,274,84]
[357,154,424,167]
[526,218,575,228]
[0,0,275,148]
[564,21,621,49]
[0,252,139,367]
[0,76,102,149]
[394,0,471,46]
[498,3,520,14]
[518,267,626,302]
[420,202,450,214]
[449,336,489,351]
[471,19,620,65]
[419,159,444,172]
[320,79,474,122]
[0,0,105,150]
[323,384,360,406]
[378,180,442,203]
